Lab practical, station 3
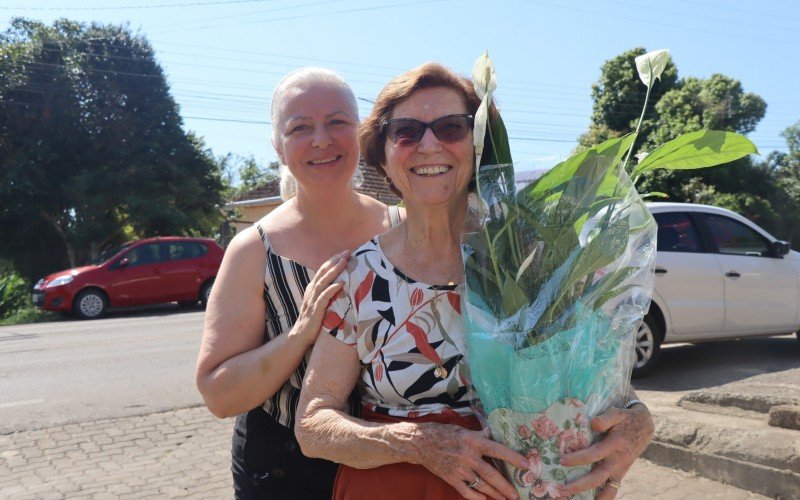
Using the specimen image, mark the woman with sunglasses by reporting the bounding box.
[195,67,402,499]
[297,62,654,500]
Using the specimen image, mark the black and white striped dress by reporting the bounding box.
[256,223,359,429]
[231,208,401,496]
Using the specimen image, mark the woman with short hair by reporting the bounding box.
[196,67,401,499]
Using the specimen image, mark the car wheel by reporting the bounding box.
[200,279,214,308]
[73,289,107,320]
[632,314,662,378]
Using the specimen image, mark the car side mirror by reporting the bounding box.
[117,257,130,268]
[771,240,791,257]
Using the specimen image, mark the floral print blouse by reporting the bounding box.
[322,237,471,418]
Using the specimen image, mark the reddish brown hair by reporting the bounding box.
[359,62,498,197]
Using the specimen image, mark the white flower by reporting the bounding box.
[634,49,670,88]
[472,51,497,166]
[471,51,497,100]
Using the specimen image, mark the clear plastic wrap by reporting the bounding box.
[460,156,657,499]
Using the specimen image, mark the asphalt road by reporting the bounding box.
[2,306,797,435]
[0,306,206,434]
[633,333,800,408]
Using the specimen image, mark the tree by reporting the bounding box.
[0,18,224,280]
[770,120,800,178]
[645,74,766,148]
[578,47,678,151]
[217,153,279,197]
[575,48,800,246]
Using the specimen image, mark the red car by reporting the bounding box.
[32,237,223,319]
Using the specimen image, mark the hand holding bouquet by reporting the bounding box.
[461,50,757,499]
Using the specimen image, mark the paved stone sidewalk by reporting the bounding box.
[0,407,232,499]
[0,406,767,499]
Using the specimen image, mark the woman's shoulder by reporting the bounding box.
[354,193,405,231]
[222,226,268,268]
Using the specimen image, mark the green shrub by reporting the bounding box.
[0,306,61,326]
[0,272,30,319]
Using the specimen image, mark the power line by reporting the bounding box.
[0,0,277,11]
[147,0,449,34]
[523,0,800,47]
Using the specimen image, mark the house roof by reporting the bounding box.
[235,178,281,202]
[232,165,402,207]
[358,165,402,205]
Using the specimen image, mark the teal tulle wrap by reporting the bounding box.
[465,310,617,416]
[460,160,657,499]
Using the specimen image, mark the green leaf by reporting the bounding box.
[632,130,758,178]
[502,270,529,316]
[640,191,669,200]
[522,134,634,199]
[487,112,513,166]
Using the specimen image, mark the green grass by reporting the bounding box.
[0,306,63,326]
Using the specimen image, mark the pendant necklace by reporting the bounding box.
[402,223,463,380]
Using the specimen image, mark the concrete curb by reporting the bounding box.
[643,397,800,499]
[644,441,799,499]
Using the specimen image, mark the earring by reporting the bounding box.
[383,176,393,185]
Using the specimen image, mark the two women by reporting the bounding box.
[198,63,653,500]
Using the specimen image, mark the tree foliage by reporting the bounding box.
[0,18,224,280]
[577,48,800,246]
[578,47,678,151]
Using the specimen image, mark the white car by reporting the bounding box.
[635,202,799,377]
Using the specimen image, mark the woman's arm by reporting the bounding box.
[557,390,654,499]
[297,333,529,500]
[195,227,348,418]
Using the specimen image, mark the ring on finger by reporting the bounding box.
[606,478,622,490]
[467,475,481,489]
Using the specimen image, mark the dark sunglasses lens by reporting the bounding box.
[431,116,470,142]
[387,120,424,145]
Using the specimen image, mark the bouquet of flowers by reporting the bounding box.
[461,51,757,499]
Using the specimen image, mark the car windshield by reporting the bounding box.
[94,243,132,265]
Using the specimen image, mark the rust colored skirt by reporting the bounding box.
[332,407,482,500]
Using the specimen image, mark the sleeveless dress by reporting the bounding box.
[231,207,401,499]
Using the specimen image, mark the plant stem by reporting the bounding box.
[621,66,654,173]
[476,118,504,296]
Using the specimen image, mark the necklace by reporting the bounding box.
[400,223,464,380]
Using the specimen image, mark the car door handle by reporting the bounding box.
[725,271,741,278]
[655,268,668,275]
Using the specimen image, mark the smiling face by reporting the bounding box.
[382,86,474,209]
[272,81,359,193]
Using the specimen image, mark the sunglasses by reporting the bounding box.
[383,114,474,146]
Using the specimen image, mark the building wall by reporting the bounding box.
[231,202,282,234]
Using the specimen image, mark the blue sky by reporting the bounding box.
[3,0,798,173]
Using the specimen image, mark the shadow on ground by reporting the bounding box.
[634,335,800,392]
[60,302,204,321]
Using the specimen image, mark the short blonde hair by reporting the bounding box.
[270,68,360,200]
[271,67,357,143]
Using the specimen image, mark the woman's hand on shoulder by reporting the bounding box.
[415,423,528,500]
[290,250,351,348]
[558,403,654,498]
